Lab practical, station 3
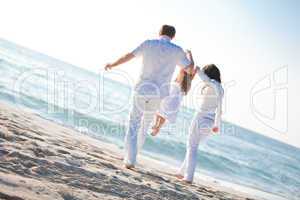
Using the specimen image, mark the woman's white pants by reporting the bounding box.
[178,112,214,182]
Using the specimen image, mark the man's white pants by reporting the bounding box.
[124,94,161,166]
[178,112,215,182]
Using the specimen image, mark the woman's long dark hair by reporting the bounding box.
[180,72,193,95]
[203,64,221,83]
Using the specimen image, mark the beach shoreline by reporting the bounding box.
[0,101,275,200]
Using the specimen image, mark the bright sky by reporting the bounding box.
[0,0,299,147]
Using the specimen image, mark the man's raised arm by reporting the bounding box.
[105,53,135,71]
[184,50,195,75]
[177,49,195,75]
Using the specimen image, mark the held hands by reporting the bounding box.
[190,66,200,78]
[193,66,200,75]
[186,49,193,60]
[186,49,192,55]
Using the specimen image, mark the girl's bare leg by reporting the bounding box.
[151,115,166,136]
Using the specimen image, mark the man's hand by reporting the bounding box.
[186,50,194,64]
[186,49,192,57]
[104,53,135,71]
[105,63,113,71]
[212,127,219,133]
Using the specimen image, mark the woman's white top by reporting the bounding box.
[197,69,224,130]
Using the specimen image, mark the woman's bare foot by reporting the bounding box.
[151,126,160,136]
[175,174,184,179]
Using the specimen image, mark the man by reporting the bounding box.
[105,25,194,169]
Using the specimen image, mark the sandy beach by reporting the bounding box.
[0,102,259,200]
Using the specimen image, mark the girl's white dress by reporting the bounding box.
[157,82,184,123]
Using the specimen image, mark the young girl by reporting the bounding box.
[176,64,224,184]
[151,51,196,136]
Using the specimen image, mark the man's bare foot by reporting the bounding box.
[175,174,184,179]
[151,126,160,136]
[124,164,135,170]
[182,180,192,185]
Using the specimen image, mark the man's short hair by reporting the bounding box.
[159,25,176,38]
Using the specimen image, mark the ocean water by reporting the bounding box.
[0,38,299,200]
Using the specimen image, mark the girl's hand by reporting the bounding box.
[212,127,219,133]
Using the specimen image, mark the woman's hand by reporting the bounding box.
[191,66,199,79]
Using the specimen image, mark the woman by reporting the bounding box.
[176,64,224,184]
